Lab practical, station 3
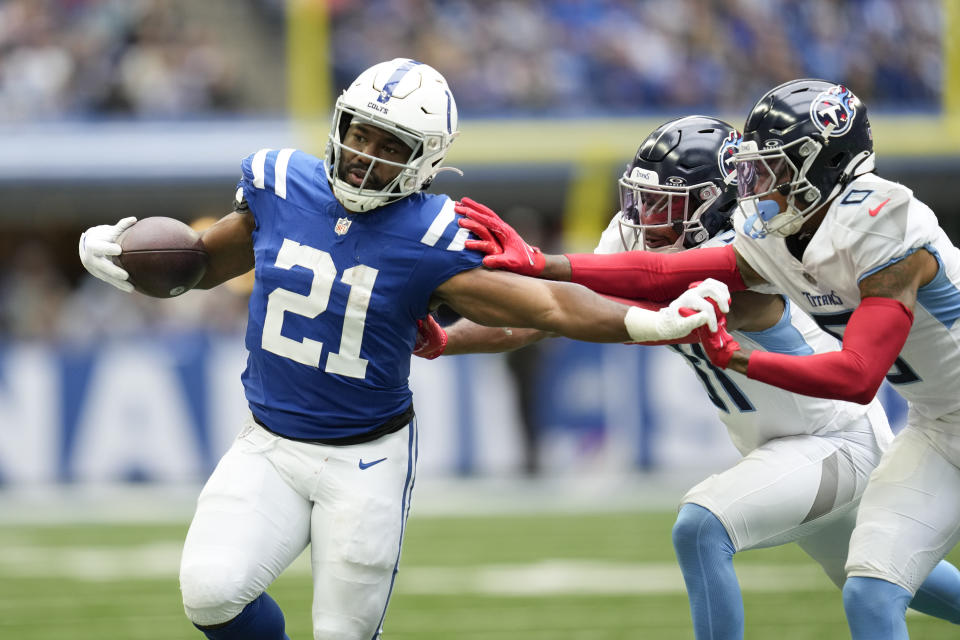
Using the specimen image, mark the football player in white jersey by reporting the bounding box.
[77,59,729,640]
[418,115,960,639]
[454,80,960,639]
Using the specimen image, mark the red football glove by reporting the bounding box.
[455,197,545,276]
[413,315,447,359]
[679,298,740,369]
[459,217,502,256]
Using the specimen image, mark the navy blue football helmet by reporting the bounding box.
[735,79,875,238]
[618,115,741,252]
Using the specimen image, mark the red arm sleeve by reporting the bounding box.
[746,297,914,404]
[566,244,746,301]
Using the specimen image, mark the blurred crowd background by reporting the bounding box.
[0,0,942,124]
[0,0,949,480]
[0,0,278,121]
[331,0,943,115]
[0,0,949,341]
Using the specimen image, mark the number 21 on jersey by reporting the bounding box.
[261,238,377,379]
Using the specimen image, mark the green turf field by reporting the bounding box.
[1,510,957,639]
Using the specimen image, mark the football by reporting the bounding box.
[117,217,209,298]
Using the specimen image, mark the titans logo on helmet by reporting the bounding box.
[717,130,742,182]
[809,85,859,137]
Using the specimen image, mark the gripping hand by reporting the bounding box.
[624,278,732,342]
[78,217,138,293]
[459,217,502,257]
[455,197,545,276]
[677,281,740,368]
[414,315,448,359]
[676,279,731,330]
[691,299,741,369]
[622,280,722,342]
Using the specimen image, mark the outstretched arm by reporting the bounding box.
[432,267,729,344]
[703,249,937,404]
[456,197,761,300]
[562,245,754,301]
[412,312,548,359]
[444,320,548,355]
[414,292,719,359]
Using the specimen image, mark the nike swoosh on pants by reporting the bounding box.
[359,457,387,470]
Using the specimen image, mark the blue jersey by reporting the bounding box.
[237,148,483,441]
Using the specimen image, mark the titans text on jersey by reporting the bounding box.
[734,173,960,421]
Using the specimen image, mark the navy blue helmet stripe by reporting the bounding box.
[445,90,452,133]
[376,59,422,104]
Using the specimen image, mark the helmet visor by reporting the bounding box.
[735,153,793,199]
[618,175,724,252]
[619,181,689,228]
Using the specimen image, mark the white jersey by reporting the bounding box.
[733,173,960,425]
[595,214,888,454]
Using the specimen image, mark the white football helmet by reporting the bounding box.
[325,58,460,212]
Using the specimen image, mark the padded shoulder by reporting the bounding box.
[240,148,326,205]
[828,175,939,280]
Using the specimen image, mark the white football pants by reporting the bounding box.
[179,413,418,639]
[846,408,960,593]
[681,408,887,587]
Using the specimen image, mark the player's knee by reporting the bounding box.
[312,612,377,640]
[842,576,870,613]
[672,503,734,560]
[843,576,911,618]
[180,562,251,626]
[311,572,392,639]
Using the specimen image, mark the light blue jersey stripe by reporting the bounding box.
[917,246,960,328]
[855,244,960,328]
[739,297,816,355]
[858,247,921,282]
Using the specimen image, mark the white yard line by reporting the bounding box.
[0,543,833,594]
[397,561,833,595]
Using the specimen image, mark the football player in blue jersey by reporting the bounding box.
[417,114,960,639]
[77,59,730,640]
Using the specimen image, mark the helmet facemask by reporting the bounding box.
[618,167,723,253]
[328,107,425,212]
[735,137,824,239]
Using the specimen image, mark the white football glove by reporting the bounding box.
[671,278,731,330]
[78,217,137,293]
[624,278,731,341]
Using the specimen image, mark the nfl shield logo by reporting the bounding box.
[335,217,352,235]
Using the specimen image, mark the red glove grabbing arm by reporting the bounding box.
[681,296,740,368]
[566,244,746,301]
[746,297,913,404]
[414,315,448,359]
[459,217,502,257]
[455,197,545,276]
